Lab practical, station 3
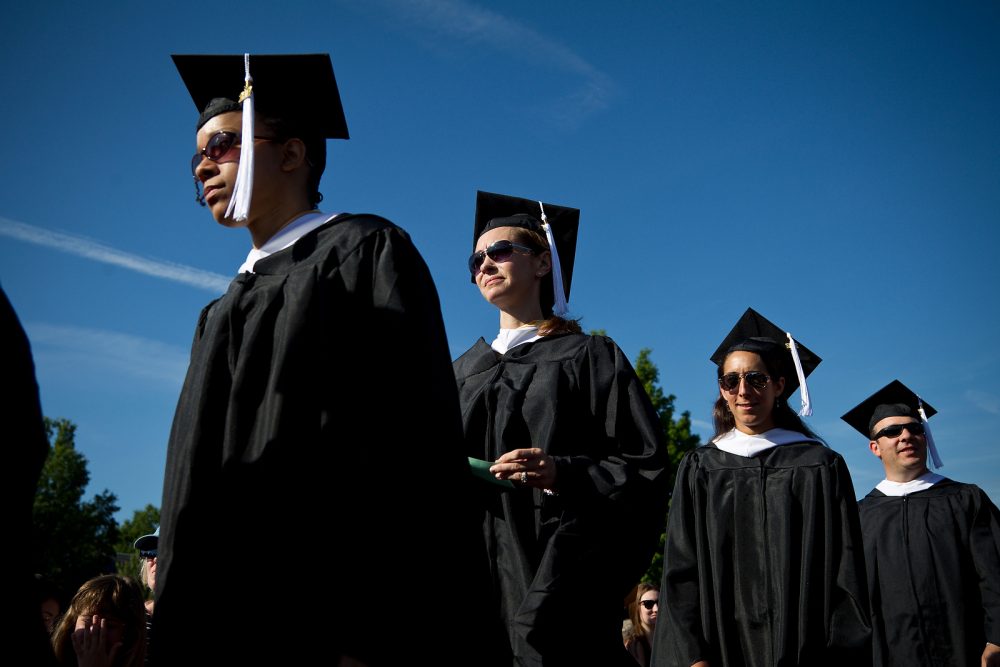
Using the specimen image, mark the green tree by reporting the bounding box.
[115,505,160,582]
[632,348,701,585]
[32,418,120,598]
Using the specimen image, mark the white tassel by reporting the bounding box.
[539,201,569,317]
[917,398,944,469]
[786,332,812,416]
[225,53,255,222]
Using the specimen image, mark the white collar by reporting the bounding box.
[875,471,944,497]
[238,211,338,274]
[491,326,541,355]
[712,427,817,457]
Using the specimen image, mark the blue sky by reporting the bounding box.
[2,1,998,522]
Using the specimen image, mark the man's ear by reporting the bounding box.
[868,440,883,460]
[280,138,309,172]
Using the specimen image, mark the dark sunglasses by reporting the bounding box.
[719,371,771,392]
[872,421,925,440]
[640,599,659,610]
[139,550,157,560]
[468,240,538,275]
[190,131,279,175]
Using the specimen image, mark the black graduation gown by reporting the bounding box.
[1,286,58,666]
[453,334,671,667]
[652,441,871,667]
[858,478,1000,667]
[155,215,495,666]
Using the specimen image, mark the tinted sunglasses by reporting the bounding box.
[468,240,538,275]
[640,599,659,610]
[719,371,771,392]
[191,131,278,175]
[872,421,925,440]
[139,550,157,560]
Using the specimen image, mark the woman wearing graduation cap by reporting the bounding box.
[650,308,871,667]
[158,54,493,666]
[453,191,671,666]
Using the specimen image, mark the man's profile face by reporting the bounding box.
[869,415,928,478]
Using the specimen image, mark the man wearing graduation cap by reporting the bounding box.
[157,54,495,665]
[842,381,1000,667]
[453,191,671,665]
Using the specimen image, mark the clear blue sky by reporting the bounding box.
[2,1,998,522]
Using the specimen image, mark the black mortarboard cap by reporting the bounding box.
[471,191,580,301]
[172,53,349,139]
[709,307,821,397]
[840,379,937,438]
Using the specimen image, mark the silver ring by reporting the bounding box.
[520,472,528,484]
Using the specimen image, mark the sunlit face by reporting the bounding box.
[473,226,550,312]
[146,555,157,592]
[719,351,785,434]
[868,415,929,479]
[74,613,126,649]
[638,590,659,631]
[193,112,284,226]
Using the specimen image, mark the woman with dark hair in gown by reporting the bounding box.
[651,308,871,667]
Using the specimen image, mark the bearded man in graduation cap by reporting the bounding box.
[156,54,497,666]
[842,381,1000,667]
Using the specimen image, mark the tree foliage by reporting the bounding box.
[32,418,120,599]
[632,348,701,585]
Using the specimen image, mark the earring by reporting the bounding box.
[775,397,783,409]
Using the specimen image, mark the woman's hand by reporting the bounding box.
[72,614,122,667]
[490,448,557,490]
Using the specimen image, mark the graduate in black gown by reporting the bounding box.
[2,285,58,666]
[453,191,671,666]
[651,308,871,667]
[156,54,493,666]
[842,380,1000,667]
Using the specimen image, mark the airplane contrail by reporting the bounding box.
[0,216,231,294]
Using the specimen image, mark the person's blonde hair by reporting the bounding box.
[51,574,147,667]
[509,227,582,335]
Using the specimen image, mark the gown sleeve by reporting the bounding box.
[971,488,1000,646]
[552,338,670,515]
[653,451,710,666]
[825,455,873,657]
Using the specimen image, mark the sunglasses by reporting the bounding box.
[190,131,279,175]
[139,550,157,560]
[468,240,538,275]
[719,371,771,392]
[640,599,659,610]
[872,421,925,440]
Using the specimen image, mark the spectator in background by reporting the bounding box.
[37,575,65,635]
[626,583,659,666]
[133,529,157,616]
[51,574,146,667]
[133,529,156,662]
